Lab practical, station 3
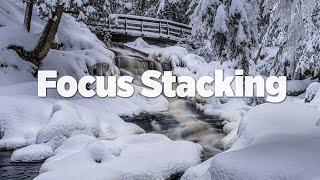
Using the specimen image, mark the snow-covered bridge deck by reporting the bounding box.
[88,14,192,42]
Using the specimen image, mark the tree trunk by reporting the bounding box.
[24,0,34,32]
[8,6,63,67]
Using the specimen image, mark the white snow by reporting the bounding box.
[0,96,53,150]
[35,134,202,180]
[287,80,307,96]
[213,5,228,33]
[305,82,320,103]
[11,144,53,162]
[207,102,320,180]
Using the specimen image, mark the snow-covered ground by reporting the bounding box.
[1,0,320,180]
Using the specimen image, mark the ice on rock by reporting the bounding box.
[11,144,53,162]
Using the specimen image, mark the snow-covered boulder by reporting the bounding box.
[305,82,320,103]
[36,134,202,180]
[36,101,93,145]
[287,80,307,96]
[11,144,53,162]
[0,96,53,150]
[181,157,213,180]
[209,103,320,180]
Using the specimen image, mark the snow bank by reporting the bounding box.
[11,144,53,162]
[208,103,320,180]
[36,134,202,180]
[0,96,53,150]
[181,157,213,180]
[202,98,251,150]
[305,82,320,103]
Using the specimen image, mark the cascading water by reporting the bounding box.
[115,55,163,76]
[164,100,225,160]
[112,44,225,161]
[111,45,163,76]
[123,99,225,161]
[114,45,225,161]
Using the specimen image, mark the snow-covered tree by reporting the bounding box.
[9,0,110,67]
[110,0,190,23]
[258,0,320,80]
[155,0,191,23]
[190,0,258,75]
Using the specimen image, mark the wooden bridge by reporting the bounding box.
[87,14,192,44]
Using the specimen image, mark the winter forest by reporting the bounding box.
[0,0,320,179]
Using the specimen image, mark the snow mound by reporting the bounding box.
[0,96,53,150]
[209,103,320,180]
[36,134,202,180]
[36,101,93,144]
[287,80,307,96]
[125,37,152,49]
[11,144,53,162]
[181,157,213,180]
[203,99,251,150]
[36,100,145,145]
[305,82,320,103]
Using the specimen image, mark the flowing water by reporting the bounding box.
[116,46,226,161]
[122,99,225,161]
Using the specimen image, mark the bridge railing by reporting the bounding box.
[88,14,192,41]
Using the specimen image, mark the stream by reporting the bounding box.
[0,151,42,180]
[122,99,225,161]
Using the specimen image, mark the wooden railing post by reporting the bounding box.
[159,20,162,35]
[125,17,127,32]
[141,19,143,35]
[166,21,169,36]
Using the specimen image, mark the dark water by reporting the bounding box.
[0,151,42,180]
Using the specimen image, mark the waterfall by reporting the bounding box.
[115,55,164,76]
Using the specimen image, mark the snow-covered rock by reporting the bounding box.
[36,134,202,180]
[0,96,53,150]
[287,80,307,96]
[181,157,213,180]
[305,82,320,103]
[208,103,320,180]
[11,144,53,162]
